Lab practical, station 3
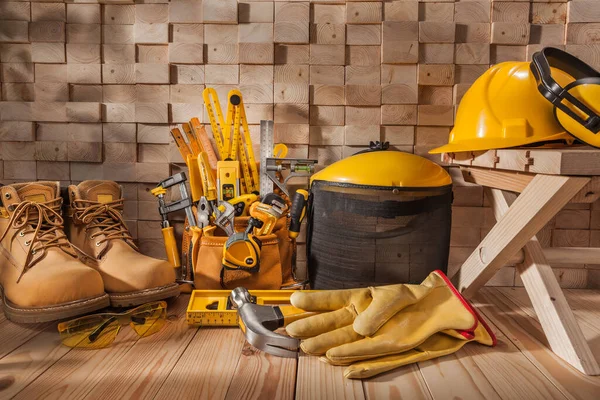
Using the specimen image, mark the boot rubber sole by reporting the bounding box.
[0,285,110,324]
[108,282,180,308]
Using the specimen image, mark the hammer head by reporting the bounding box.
[231,287,300,358]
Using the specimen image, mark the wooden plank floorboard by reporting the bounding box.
[417,348,503,400]
[473,288,600,400]
[1,290,600,399]
[10,329,139,400]
[80,296,196,400]
[225,341,296,400]
[0,320,50,360]
[362,364,433,400]
[153,328,245,400]
[296,353,365,400]
[501,288,600,354]
[0,324,72,399]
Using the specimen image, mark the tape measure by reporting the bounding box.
[186,289,299,326]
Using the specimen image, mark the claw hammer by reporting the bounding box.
[230,287,316,358]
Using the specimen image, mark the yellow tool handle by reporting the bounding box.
[274,143,288,158]
[289,189,309,239]
[170,127,192,161]
[162,227,181,268]
[228,193,259,217]
[249,202,277,235]
[198,151,217,201]
[203,88,228,161]
[278,306,319,326]
[186,154,203,202]
[189,225,203,276]
[182,123,202,156]
[190,118,219,169]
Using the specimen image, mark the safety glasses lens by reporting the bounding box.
[129,302,168,338]
[58,315,120,349]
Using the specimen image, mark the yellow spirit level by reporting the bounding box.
[217,160,241,201]
[186,289,307,326]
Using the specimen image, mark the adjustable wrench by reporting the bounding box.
[214,200,236,236]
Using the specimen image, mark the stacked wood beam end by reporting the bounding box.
[1,0,599,288]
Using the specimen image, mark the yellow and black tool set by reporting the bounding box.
[153,88,316,292]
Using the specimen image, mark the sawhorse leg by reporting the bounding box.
[452,174,600,375]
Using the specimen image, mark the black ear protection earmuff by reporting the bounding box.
[530,47,600,147]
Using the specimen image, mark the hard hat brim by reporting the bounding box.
[428,131,574,154]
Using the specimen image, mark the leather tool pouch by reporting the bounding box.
[186,216,302,290]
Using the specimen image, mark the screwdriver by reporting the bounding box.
[289,189,308,239]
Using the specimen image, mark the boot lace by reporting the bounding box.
[0,198,74,283]
[72,199,137,250]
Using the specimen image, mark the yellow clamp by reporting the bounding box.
[150,187,167,196]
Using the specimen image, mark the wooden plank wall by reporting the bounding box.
[1,0,599,288]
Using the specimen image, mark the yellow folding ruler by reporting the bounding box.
[202,88,229,161]
[227,90,260,194]
[170,127,192,161]
[202,87,260,194]
[186,289,305,326]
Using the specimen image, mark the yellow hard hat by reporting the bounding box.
[310,150,452,189]
[429,62,575,154]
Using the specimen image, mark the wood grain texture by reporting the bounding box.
[296,353,365,400]
[1,0,600,284]
[275,2,310,44]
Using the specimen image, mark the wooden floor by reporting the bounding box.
[1,287,600,400]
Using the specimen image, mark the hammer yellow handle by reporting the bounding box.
[278,305,319,326]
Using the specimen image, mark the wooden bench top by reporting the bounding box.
[442,146,600,176]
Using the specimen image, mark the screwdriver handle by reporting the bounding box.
[289,189,308,239]
[162,227,181,269]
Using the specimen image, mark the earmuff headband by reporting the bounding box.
[531,47,600,134]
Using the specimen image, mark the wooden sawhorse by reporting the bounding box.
[444,147,600,375]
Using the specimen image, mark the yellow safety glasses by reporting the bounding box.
[57,301,167,349]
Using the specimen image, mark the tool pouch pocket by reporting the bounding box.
[192,216,300,290]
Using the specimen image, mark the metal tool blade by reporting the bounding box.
[259,120,274,197]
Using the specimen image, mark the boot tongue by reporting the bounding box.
[78,181,121,203]
[13,182,59,203]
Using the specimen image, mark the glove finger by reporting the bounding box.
[343,349,429,379]
[286,307,356,339]
[343,333,469,379]
[300,325,363,356]
[326,333,428,365]
[290,288,369,312]
[354,282,437,337]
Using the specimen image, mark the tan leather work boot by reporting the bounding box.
[65,180,179,307]
[0,182,109,323]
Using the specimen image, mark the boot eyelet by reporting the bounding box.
[19,231,24,237]
[4,193,10,199]
[7,205,14,212]
[31,249,36,255]
[95,241,101,247]
[25,240,31,246]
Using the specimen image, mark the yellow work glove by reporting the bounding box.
[286,272,442,354]
[339,310,496,379]
[286,271,481,365]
